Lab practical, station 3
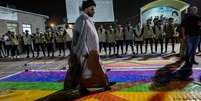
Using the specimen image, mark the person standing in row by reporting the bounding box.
[45,28,55,57]
[154,20,165,54]
[142,19,154,54]
[34,32,46,57]
[98,25,107,54]
[10,32,20,58]
[4,31,12,57]
[65,24,73,53]
[107,25,116,55]
[0,36,4,58]
[23,30,34,58]
[115,24,124,55]
[56,28,66,56]
[125,24,134,54]
[134,24,143,54]
[164,18,176,53]
[40,32,47,57]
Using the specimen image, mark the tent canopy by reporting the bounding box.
[141,0,190,13]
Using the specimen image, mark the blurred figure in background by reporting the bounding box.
[125,24,134,54]
[98,24,107,54]
[23,30,34,58]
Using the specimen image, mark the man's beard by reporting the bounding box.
[87,12,94,17]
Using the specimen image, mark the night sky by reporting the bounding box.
[0,0,200,24]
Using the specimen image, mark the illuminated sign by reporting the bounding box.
[142,7,181,24]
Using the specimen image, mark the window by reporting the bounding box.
[22,24,32,34]
[7,23,17,33]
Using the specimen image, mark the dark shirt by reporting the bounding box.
[181,14,201,36]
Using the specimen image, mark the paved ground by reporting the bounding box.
[1,44,201,101]
[0,44,182,77]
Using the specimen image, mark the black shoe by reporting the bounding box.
[104,86,112,91]
[173,63,193,80]
[174,71,194,81]
[108,82,116,86]
[26,56,30,58]
[79,88,90,95]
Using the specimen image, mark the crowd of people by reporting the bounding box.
[96,18,201,56]
[0,10,201,60]
[0,17,201,59]
[0,27,72,59]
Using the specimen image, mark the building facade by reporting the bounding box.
[0,6,49,36]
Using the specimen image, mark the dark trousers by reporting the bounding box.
[57,42,65,56]
[46,43,54,57]
[165,37,176,52]
[24,45,34,57]
[35,43,46,57]
[66,41,72,52]
[198,39,201,52]
[116,40,124,55]
[155,39,164,53]
[0,43,4,57]
[0,47,3,57]
[135,41,143,54]
[33,43,36,51]
[125,40,134,54]
[99,42,107,54]
[185,36,200,63]
[5,45,11,57]
[11,45,19,57]
[108,42,116,55]
[145,38,153,53]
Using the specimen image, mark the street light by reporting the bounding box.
[50,23,55,28]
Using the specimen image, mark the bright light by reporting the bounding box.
[50,23,55,28]
[69,24,73,29]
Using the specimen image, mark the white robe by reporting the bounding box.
[72,13,101,79]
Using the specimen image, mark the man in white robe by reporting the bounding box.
[64,0,112,95]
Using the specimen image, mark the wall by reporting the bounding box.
[17,12,46,34]
[0,20,7,36]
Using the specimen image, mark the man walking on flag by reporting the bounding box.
[64,0,114,95]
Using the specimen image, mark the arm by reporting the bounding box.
[139,27,144,38]
[73,20,89,57]
[133,29,138,38]
[181,26,186,40]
